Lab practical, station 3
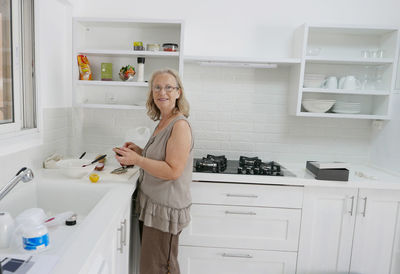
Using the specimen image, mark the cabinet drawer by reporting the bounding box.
[191,182,303,208]
[181,204,301,251]
[179,246,297,274]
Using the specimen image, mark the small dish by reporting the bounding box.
[302,99,336,113]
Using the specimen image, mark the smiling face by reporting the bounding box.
[152,73,181,116]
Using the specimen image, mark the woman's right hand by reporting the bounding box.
[123,142,143,155]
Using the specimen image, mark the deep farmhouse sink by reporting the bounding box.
[0,170,137,274]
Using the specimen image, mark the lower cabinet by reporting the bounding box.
[297,186,400,274]
[87,201,131,274]
[179,182,303,274]
[179,246,297,274]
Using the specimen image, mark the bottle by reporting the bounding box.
[21,223,49,251]
[137,57,145,82]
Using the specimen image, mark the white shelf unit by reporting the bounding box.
[291,24,399,119]
[73,18,184,109]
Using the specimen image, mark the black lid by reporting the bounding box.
[137,57,145,64]
[162,43,178,47]
[65,214,77,226]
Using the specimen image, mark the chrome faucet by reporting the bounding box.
[0,167,34,201]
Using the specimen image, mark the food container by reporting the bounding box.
[133,41,144,51]
[162,43,179,52]
[146,43,160,51]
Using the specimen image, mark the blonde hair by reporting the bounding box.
[146,68,190,121]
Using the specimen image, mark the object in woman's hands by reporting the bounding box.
[114,147,122,157]
[119,65,135,81]
[77,55,92,80]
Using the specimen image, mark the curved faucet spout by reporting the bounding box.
[0,167,34,201]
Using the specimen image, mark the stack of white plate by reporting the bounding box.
[303,74,325,88]
[332,101,361,114]
[302,99,336,113]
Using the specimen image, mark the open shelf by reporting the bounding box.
[76,49,179,58]
[297,112,389,120]
[184,55,301,67]
[302,88,391,96]
[76,80,148,87]
[79,103,146,110]
[305,56,394,65]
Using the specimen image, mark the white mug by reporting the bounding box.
[322,76,338,89]
[339,75,361,90]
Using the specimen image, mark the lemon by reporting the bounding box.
[89,173,100,183]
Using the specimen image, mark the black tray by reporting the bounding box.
[306,161,349,181]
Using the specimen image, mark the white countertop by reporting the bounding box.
[192,162,400,190]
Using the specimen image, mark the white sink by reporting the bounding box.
[0,170,138,274]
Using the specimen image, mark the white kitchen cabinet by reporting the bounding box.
[291,24,399,120]
[179,246,297,274]
[86,199,131,274]
[297,186,400,274]
[73,18,184,109]
[179,182,303,274]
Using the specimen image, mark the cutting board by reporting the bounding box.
[94,165,140,182]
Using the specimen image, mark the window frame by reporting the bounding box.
[0,0,36,135]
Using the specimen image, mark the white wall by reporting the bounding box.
[75,0,400,58]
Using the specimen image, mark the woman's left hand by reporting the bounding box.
[113,147,142,166]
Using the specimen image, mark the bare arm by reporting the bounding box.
[114,120,192,180]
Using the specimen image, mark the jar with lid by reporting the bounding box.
[162,43,179,52]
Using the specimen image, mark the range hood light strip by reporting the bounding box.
[198,61,278,69]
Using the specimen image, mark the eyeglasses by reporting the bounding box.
[152,85,179,93]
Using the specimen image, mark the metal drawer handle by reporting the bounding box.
[222,253,253,259]
[117,225,123,253]
[225,210,256,216]
[361,197,367,217]
[348,196,355,216]
[226,194,258,198]
[121,219,127,246]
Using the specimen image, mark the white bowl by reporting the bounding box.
[56,159,94,178]
[302,99,336,113]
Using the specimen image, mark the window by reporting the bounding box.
[0,0,36,134]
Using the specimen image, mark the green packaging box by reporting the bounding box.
[101,63,113,81]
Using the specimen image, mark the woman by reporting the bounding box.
[113,68,193,274]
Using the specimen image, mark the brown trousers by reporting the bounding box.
[139,221,180,274]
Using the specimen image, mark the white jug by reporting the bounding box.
[339,76,361,90]
[322,76,338,89]
[0,212,15,248]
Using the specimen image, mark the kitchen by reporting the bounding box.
[1,0,400,273]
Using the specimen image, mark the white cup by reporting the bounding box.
[322,76,338,89]
[339,75,361,90]
[0,212,15,248]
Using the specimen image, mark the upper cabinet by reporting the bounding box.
[290,24,399,120]
[73,18,184,109]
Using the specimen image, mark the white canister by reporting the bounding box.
[21,224,49,251]
[0,212,15,248]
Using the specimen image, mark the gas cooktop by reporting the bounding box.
[193,155,296,177]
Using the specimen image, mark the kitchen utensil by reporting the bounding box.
[111,165,134,174]
[82,155,107,167]
[79,152,86,159]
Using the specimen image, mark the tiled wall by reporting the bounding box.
[0,107,71,186]
[77,64,373,164]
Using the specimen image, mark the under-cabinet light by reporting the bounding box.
[198,61,278,69]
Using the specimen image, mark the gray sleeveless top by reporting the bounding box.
[136,115,193,234]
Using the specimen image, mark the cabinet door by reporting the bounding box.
[350,189,400,274]
[297,186,358,274]
[115,202,131,274]
[180,204,301,251]
[179,246,296,274]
